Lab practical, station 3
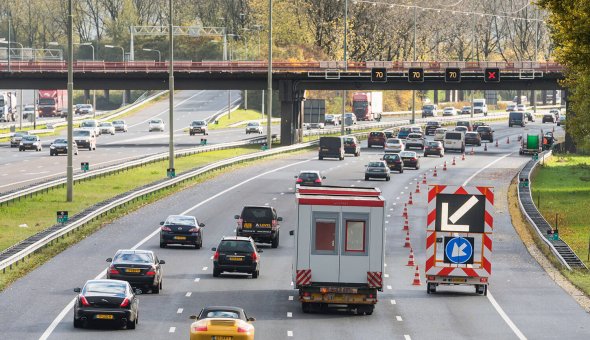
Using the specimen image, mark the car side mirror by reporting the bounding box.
[294,175,298,179]
[247,317,256,322]
[106,258,112,262]
[74,287,81,293]
[289,230,295,236]
[277,217,283,221]
[322,176,326,179]
[135,288,142,295]
[258,249,263,253]
[159,260,166,264]
[199,223,205,227]
[211,247,217,251]
[159,221,164,225]
[234,215,240,219]
[189,315,197,320]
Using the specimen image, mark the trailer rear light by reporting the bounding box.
[480,277,488,283]
[108,266,120,275]
[213,251,219,261]
[160,226,171,232]
[320,287,328,294]
[427,275,435,281]
[314,179,322,183]
[80,295,90,307]
[296,178,303,183]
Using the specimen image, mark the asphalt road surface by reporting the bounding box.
[0,118,587,340]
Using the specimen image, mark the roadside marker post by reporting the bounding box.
[80,162,89,172]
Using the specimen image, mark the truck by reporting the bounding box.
[303,99,326,129]
[0,91,17,122]
[352,92,382,121]
[519,132,542,155]
[38,89,68,118]
[293,186,385,315]
[472,99,488,116]
[425,185,494,296]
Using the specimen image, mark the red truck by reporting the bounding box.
[352,92,383,121]
[38,90,68,118]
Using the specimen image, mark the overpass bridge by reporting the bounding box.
[0,60,565,145]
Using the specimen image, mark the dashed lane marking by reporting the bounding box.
[288,331,293,337]
[287,312,292,318]
[185,292,192,297]
[404,335,412,340]
[384,274,389,278]
[289,296,294,301]
[169,327,176,333]
[177,308,183,314]
[396,316,403,321]
[202,266,208,271]
[390,299,396,305]
[194,278,200,282]
[387,285,392,290]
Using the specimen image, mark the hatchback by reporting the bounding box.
[365,161,391,181]
[424,141,444,157]
[295,171,325,186]
[399,151,420,169]
[368,131,386,148]
[212,236,262,278]
[382,153,404,173]
[464,132,482,146]
[384,138,404,153]
[343,136,361,156]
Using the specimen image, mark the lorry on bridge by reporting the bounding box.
[293,186,385,315]
[38,89,68,118]
[0,91,17,122]
[352,92,382,121]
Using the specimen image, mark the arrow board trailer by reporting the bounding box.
[425,185,494,296]
[294,188,385,315]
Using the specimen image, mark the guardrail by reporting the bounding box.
[0,140,316,273]
[517,150,587,270]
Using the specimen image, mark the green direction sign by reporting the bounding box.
[57,211,68,224]
[167,168,176,178]
[81,162,89,171]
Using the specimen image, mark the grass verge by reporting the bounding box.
[209,109,266,130]
[0,146,312,291]
[508,178,590,308]
[0,146,260,252]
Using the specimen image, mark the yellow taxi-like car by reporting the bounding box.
[190,306,255,340]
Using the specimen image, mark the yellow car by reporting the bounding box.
[190,306,256,340]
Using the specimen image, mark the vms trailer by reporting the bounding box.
[293,188,385,315]
[519,133,542,155]
[425,185,494,296]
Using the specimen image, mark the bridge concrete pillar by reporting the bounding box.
[552,90,557,106]
[104,90,110,102]
[516,90,522,104]
[433,90,439,105]
[83,90,90,104]
[279,80,303,146]
[542,90,547,105]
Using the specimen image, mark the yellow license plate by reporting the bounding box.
[229,257,243,261]
[95,314,113,320]
[212,337,232,340]
[258,224,271,227]
[125,268,141,273]
[174,236,186,240]
[451,278,467,283]
[243,223,252,228]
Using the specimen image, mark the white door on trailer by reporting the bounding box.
[309,211,340,282]
[339,211,371,283]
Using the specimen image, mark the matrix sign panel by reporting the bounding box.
[371,68,387,82]
[435,193,486,233]
[484,68,500,83]
[445,68,461,83]
[408,68,424,82]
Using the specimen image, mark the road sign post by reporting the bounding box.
[57,211,68,224]
[80,162,89,172]
[167,168,175,178]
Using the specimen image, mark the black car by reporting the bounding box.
[424,141,444,157]
[509,111,526,127]
[472,121,486,131]
[19,135,42,151]
[382,153,404,173]
[399,151,420,169]
[476,126,494,142]
[73,279,139,329]
[542,114,555,123]
[106,250,165,294]
[318,136,344,160]
[343,136,361,156]
[295,171,325,186]
[49,138,78,156]
[464,132,482,146]
[212,236,262,278]
[425,121,441,135]
[159,215,204,249]
[235,206,282,248]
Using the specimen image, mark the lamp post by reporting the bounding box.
[411,3,417,125]
[167,0,175,178]
[266,0,273,149]
[66,0,74,202]
[341,0,348,136]
[142,48,161,62]
[76,42,96,117]
[105,44,126,105]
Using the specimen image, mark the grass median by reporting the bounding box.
[209,109,271,130]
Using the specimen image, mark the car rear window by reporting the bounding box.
[319,137,342,148]
[218,240,254,253]
[457,121,469,126]
[299,172,319,181]
[445,132,463,140]
[426,122,439,126]
[114,252,153,264]
[408,133,422,139]
[400,151,415,157]
[368,162,385,167]
[370,132,384,137]
[399,127,411,132]
[386,138,400,144]
[465,132,479,137]
[165,215,196,226]
[242,207,273,221]
[435,128,446,133]
[383,154,399,160]
[426,141,439,147]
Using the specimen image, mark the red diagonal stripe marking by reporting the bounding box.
[483,234,493,251]
[483,257,492,274]
[426,232,437,249]
[437,267,455,276]
[428,185,446,202]
[454,186,468,195]
[485,211,494,229]
[477,186,494,204]
[425,255,436,272]
[462,268,479,277]
[427,209,437,226]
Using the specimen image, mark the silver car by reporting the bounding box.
[365,161,391,181]
[246,121,263,134]
[112,120,128,132]
[99,122,115,135]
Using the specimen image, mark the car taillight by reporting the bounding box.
[120,298,130,308]
[296,178,303,183]
[80,295,90,307]
[351,143,356,147]
[213,251,219,261]
[411,158,417,161]
[188,228,199,233]
[161,226,171,232]
[314,179,322,183]
[109,266,119,275]
[437,147,442,150]
[146,267,157,276]
[193,325,208,332]
[251,252,259,262]
[238,325,252,333]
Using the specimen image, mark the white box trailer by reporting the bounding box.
[293,187,385,315]
[425,185,494,296]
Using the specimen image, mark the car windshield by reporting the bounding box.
[326,115,334,119]
[165,215,196,226]
[423,105,434,110]
[81,121,96,127]
[113,252,153,264]
[113,121,124,125]
[400,151,415,157]
[23,136,37,141]
[248,122,259,126]
[53,139,67,144]
[455,127,467,131]
[24,105,34,111]
[368,162,385,167]
[218,240,254,253]
[386,139,400,144]
[457,122,469,126]
[444,107,454,110]
[204,310,240,319]
[446,132,463,140]
[73,130,90,137]
[463,106,471,110]
[14,132,26,137]
[83,282,126,295]
[99,122,112,127]
[426,141,439,147]
[150,120,162,124]
[299,172,319,181]
[192,121,205,126]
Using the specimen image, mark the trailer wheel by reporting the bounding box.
[301,302,311,313]
[427,282,436,294]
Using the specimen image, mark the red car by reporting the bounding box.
[368,131,386,148]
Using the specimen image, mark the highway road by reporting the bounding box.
[0,119,587,340]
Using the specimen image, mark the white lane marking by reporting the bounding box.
[390,299,396,305]
[384,274,389,278]
[169,327,176,333]
[396,197,400,200]
[177,308,183,314]
[287,331,293,337]
[202,266,208,271]
[287,312,292,318]
[128,90,205,129]
[289,296,294,301]
[40,157,314,339]
[400,191,404,195]
[387,214,391,217]
[290,281,294,286]
[272,197,277,200]
[387,285,392,290]
[404,335,412,340]
[462,153,512,187]
[404,186,408,189]
[396,315,403,321]
[185,292,192,297]
[487,291,527,340]
[280,192,285,195]
[194,278,200,282]
[384,263,387,267]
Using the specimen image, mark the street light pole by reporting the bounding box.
[66,0,74,202]
[411,3,417,125]
[77,42,96,117]
[142,48,161,62]
[168,0,175,177]
[266,0,273,149]
[341,0,348,136]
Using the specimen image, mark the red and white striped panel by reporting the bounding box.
[367,272,383,288]
[425,185,494,278]
[296,269,312,286]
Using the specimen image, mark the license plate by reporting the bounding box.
[451,278,467,283]
[243,223,252,228]
[174,236,186,240]
[212,336,232,340]
[229,257,243,261]
[125,268,141,273]
[95,314,113,320]
[321,148,329,151]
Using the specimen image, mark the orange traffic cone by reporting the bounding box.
[403,218,409,231]
[452,157,456,165]
[406,248,416,266]
[443,161,447,171]
[412,265,422,286]
[415,182,421,194]
[422,174,427,184]
[507,136,510,144]
[462,153,466,161]
[484,143,488,151]
[402,204,408,218]
[433,167,438,177]
[404,230,411,248]
[408,192,413,205]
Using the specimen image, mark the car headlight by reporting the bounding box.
[20,142,23,146]
[50,145,55,149]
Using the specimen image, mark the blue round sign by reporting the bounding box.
[445,237,474,264]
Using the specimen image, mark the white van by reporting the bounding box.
[443,131,465,153]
